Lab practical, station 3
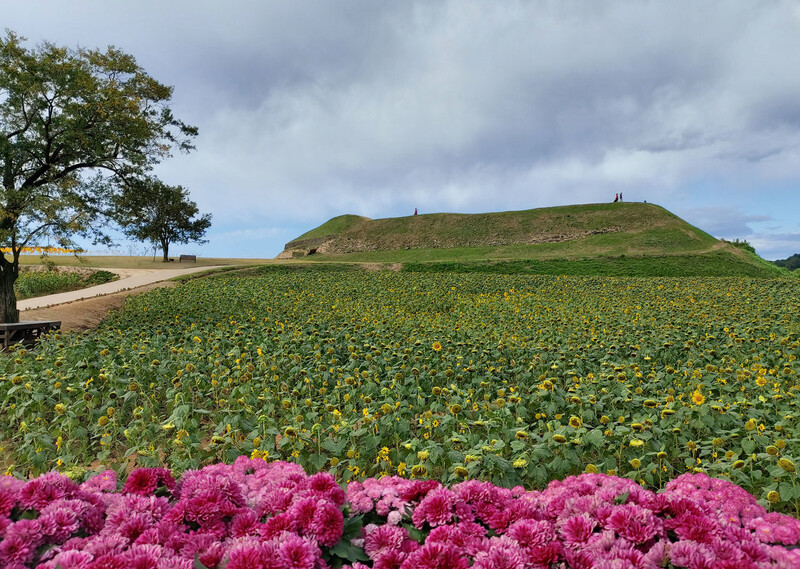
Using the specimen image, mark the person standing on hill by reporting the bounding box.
[620,192,623,202]
[614,193,619,203]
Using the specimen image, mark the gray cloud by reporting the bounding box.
[677,207,772,238]
[748,233,800,261]
[4,0,800,257]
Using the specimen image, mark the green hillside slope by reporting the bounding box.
[280,203,789,278]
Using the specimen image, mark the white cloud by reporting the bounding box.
[4,1,800,258]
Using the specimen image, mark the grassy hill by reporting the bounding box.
[281,202,790,278]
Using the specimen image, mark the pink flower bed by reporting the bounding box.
[0,457,798,569]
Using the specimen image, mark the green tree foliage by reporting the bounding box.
[773,253,800,271]
[0,31,196,322]
[723,238,757,255]
[114,178,211,262]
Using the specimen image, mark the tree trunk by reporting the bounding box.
[0,257,20,324]
[161,238,169,262]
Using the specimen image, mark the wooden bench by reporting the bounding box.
[179,255,196,262]
[0,320,61,350]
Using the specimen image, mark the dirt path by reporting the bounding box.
[21,281,177,332]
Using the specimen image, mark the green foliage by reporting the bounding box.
[113,178,211,262]
[14,269,116,299]
[2,266,799,514]
[0,30,196,321]
[773,253,800,271]
[402,251,786,278]
[723,238,758,255]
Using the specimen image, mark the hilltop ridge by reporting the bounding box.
[281,202,712,257]
[277,202,787,278]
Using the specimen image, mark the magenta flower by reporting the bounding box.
[304,471,346,507]
[81,470,118,494]
[472,541,527,569]
[604,503,661,544]
[747,512,800,545]
[364,524,409,559]
[0,533,37,566]
[557,513,597,547]
[278,534,319,569]
[18,472,75,510]
[412,488,455,528]
[668,540,715,569]
[122,469,160,496]
[2,458,800,569]
[525,542,562,568]
[505,519,555,549]
[42,549,94,569]
[263,511,297,539]
[671,513,720,544]
[561,548,594,569]
[226,538,270,569]
[83,533,128,557]
[427,521,488,558]
[39,499,84,543]
[122,468,176,497]
[400,541,469,569]
[0,487,17,517]
[309,499,344,546]
[230,509,263,538]
[398,479,442,503]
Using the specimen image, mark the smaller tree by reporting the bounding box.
[114,178,211,261]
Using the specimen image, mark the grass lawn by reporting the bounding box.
[15,255,274,270]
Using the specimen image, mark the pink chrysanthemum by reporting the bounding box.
[558,513,597,546]
[0,487,16,517]
[412,488,455,528]
[278,535,318,569]
[672,513,719,544]
[373,548,409,569]
[605,503,660,544]
[81,470,118,494]
[86,553,127,569]
[19,475,71,510]
[562,548,594,569]
[39,501,83,543]
[122,469,160,496]
[304,471,346,507]
[258,487,295,516]
[398,479,442,502]
[263,511,297,539]
[525,542,562,568]
[226,539,268,569]
[230,510,263,538]
[364,524,409,559]
[287,496,318,532]
[668,540,715,569]
[0,533,37,566]
[310,499,344,547]
[472,542,527,569]
[748,512,800,545]
[427,521,488,557]
[44,549,94,569]
[400,542,469,569]
[505,519,554,549]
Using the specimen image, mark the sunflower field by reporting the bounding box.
[1,265,799,514]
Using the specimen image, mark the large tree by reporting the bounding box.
[114,178,211,262]
[0,31,196,322]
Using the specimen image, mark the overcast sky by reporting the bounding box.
[5,1,800,259]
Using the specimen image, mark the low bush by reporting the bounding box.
[1,458,799,568]
[14,269,116,300]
